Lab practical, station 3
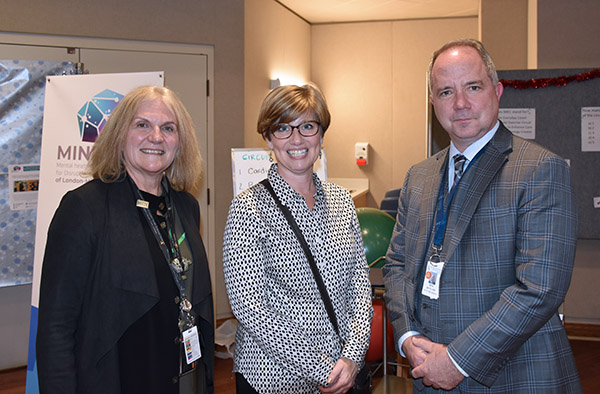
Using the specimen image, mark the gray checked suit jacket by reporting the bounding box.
[383,123,582,393]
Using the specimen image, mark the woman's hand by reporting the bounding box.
[319,357,358,394]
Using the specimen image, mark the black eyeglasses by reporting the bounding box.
[269,121,321,139]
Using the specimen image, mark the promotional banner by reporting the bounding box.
[26,72,164,393]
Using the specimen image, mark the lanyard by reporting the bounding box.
[130,176,195,332]
[432,147,486,251]
[432,169,455,249]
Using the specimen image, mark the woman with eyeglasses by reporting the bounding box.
[223,83,373,394]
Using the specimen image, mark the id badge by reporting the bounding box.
[421,259,444,299]
[179,326,201,376]
[183,326,202,364]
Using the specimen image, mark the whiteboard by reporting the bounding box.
[231,148,327,196]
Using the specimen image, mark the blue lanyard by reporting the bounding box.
[432,147,487,250]
[432,169,455,249]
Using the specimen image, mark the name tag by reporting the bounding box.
[182,325,202,365]
[421,260,444,299]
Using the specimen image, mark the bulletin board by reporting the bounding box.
[429,68,600,239]
[0,60,74,287]
[497,68,600,239]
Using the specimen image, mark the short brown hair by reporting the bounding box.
[428,38,499,93]
[85,85,202,193]
[257,83,331,140]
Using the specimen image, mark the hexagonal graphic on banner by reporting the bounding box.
[77,89,123,142]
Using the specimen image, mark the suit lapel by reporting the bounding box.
[443,125,513,261]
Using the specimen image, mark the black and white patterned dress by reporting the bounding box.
[223,164,373,394]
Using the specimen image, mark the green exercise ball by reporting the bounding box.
[356,207,395,268]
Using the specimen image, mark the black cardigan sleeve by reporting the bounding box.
[36,188,100,394]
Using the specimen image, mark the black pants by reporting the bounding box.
[235,373,259,394]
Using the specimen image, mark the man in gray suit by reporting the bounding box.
[383,38,582,393]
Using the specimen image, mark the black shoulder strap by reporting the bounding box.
[260,179,341,338]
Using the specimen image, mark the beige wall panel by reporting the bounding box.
[245,0,312,149]
[208,2,245,321]
[391,18,477,196]
[312,22,394,207]
[312,18,476,207]
[537,0,600,68]
[480,0,528,70]
[0,0,215,45]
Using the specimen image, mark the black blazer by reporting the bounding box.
[37,177,214,394]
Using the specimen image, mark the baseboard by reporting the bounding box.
[565,322,600,338]
[0,365,26,374]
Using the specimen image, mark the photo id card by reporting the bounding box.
[182,325,202,365]
[421,260,444,299]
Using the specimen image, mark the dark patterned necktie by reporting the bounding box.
[452,154,467,189]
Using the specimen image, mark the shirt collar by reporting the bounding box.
[449,120,499,162]
[267,163,324,205]
[447,120,499,191]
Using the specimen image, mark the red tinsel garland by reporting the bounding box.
[500,69,600,89]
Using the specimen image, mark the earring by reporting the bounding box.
[269,150,274,162]
[319,149,322,159]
